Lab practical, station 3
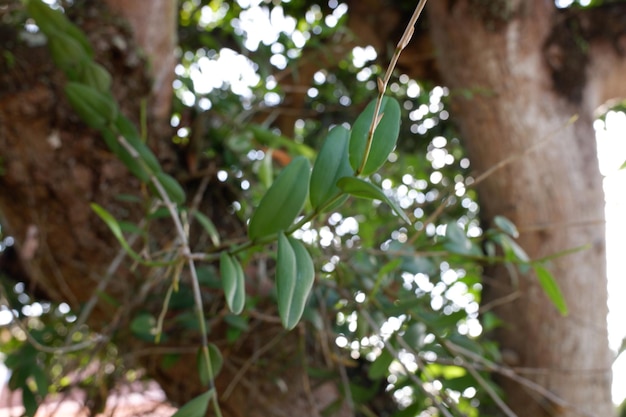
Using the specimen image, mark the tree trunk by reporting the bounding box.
[426,1,622,416]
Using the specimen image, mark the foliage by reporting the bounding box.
[0,1,569,416]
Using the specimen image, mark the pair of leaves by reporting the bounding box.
[276,232,315,330]
[312,99,408,222]
[220,252,246,314]
[349,97,402,176]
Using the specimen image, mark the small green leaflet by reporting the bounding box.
[198,344,223,386]
[444,222,482,256]
[494,215,519,238]
[367,349,394,380]
[220,252,246,315]
[336,177,411,224]
[498,234,529,262]
[90,203,173,267]
[171,389,214,417]
[534,265,568,315]
[193,211,220,247]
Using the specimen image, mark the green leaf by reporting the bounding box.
[101,128,150,182]
[494,215,519,238]
[193,211,220,247]
[481,312,504,332]
[224,314,249,331]
[77,60,112,93]
[368,349,394,380]
[248,156,311,240]
[620,159,626,170]
[64,82,118,129]
[276,233,315,330]
[171,389,214,417]
[22,387,38,417]
[118,221,146,236]
[534,265,568,315]
[114,193,143,204]
[198,344,223,386]
[130,313,156,341]
[25,0,93,56]
[48,33,90,75]
[336,177,410,224]
[402,322,426,348]
[91,203,142,261]
[444,222,480,256]
[249,124,316,159]
[258,148,274,189]
[220,252,246,315]
[91,203,172,266]
[31,366,49,398]
[349,96,401,176]
[151,172,186,205]
[498,234,529,262]
[113,115,162,174]
[401,256,435,276]
[309,125,353,210]
[390,403,422,417]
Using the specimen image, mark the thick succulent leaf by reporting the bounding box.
[276,233,315,330]
[310,125,353,210]
[248,156,311,240]
[220,252,246,314]
[64,82,117,129]
[349,97,401,176]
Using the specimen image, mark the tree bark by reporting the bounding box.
[427,1,617,416]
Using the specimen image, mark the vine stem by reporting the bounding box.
[117,136,223,417]
[356,0,429,176]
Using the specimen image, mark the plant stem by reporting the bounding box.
[356,0,428,176]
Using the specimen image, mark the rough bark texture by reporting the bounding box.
[0,2,153,325]
[426,1,620,416]
[103,0,177,124]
